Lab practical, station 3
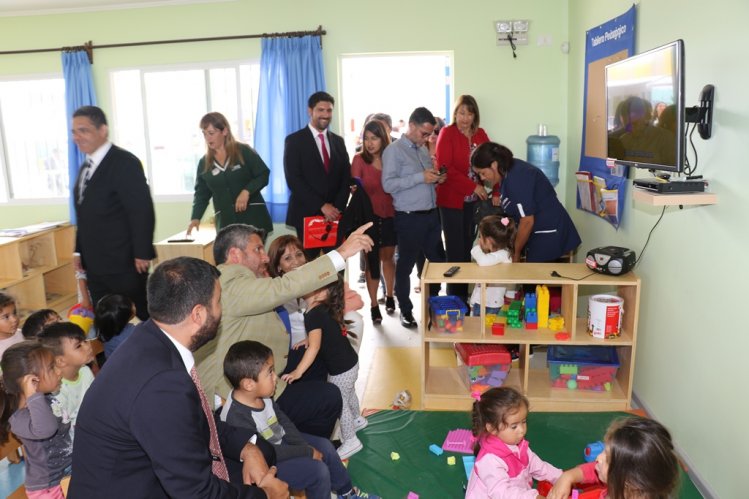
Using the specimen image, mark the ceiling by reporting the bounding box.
[0,0,230,17]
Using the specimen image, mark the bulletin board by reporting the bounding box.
[576,5,636,228]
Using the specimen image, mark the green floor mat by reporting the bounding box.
[348,410,702,498]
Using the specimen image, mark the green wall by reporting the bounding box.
[1,1,746,495]
[567,2,748,498]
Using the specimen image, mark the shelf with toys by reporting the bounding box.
[0,223,77,321]
[419,261,640,412]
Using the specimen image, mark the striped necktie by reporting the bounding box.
[190,366,230,481]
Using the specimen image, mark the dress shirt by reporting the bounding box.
[381,135,436,212]
[308,124,331,165]
[159,326,195,373]
[85,141,114,178]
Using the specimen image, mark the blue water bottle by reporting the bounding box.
[526,124,560,187]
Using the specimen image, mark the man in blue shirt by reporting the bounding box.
[382,107,445,328]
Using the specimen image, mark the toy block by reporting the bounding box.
[485,314,498,327]
[462,455,475,480]
[548,315,565,331]
[492,322,505,336]
[408,493,419,499]
[536,284,550,328]
[442,429,475,454]
[554,331,570,341]
[559,364,578,375]
[526,322,538,330]
[429,444,444,456]
[447,456,456,465]
[390,451,400,460]
[567,379,578,390]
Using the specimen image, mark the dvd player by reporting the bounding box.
[633,178,706,193]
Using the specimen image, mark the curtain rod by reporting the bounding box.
[0,26,326,63]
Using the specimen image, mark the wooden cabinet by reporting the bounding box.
[420,262,640,412]
[154,226,216,265]
[0,224,77,320]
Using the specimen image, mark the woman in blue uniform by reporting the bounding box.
[187,112,273,235]
[470,142,580,262]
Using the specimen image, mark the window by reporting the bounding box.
[340,53,452,155]
[0,76,68,201]
[110,62,260,196]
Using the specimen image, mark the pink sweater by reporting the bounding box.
[465,438,562,499]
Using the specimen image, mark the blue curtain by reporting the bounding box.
[254,35,326,223]
[62,50,97,224]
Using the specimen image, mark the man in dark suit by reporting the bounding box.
[71,105,155,320]
[284,92,351,260]
[69,257,288,498]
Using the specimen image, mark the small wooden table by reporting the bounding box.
[154,226,217,265]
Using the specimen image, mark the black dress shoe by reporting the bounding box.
[371,306,383,324]
[385,296,396,314]
[400,312,417,328]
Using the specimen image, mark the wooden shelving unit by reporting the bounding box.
[420,262,641,412]
[0,224,77,320]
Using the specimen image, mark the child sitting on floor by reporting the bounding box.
[1,341,71,498]
[466,386,562,498]
[546,417,679,499]
[38,322,95,439]
[21,309,62,339]
[220,340,378,499]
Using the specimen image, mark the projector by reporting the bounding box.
[585,246,636,276]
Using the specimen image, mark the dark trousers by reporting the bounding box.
[87,269,149,321]
[393,210,444,314]
[440,203,476,302]
[276,433,352,499]
[276,381,342,438]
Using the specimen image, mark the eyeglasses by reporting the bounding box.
[320,223,333,242]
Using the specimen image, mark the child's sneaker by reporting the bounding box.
[336,436,363,460]
[338,486,381,499]
[353,416,368,432]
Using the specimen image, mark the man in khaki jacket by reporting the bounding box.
[195,222,372,437]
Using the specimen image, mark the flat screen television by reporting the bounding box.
[605,40,685,173]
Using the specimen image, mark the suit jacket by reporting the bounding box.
[195,256,339,402]
[74,144,156,275]
[283,127,351,235]
[69,319,268,499]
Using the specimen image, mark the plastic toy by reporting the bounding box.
[392,389,412,410]
[407,492,419,499]
[462,455,475,480]
[507,300,523,328]
[447,456,456,465]
[68,303,94,335]
[485,314,498,327]
[390,451,400,460]
[554,331,570,341]
[536,284,550,328]
[441,429,475,454]
[429,444,443,456]
[549,315,565,331]
[491,322,505,336]
[584,441,604,462]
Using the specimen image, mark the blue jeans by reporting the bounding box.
[275,433,352,499]
[472,304,501,316]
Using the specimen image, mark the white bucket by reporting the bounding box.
[587,294,623,339]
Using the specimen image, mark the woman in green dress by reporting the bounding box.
[187,112,273,235]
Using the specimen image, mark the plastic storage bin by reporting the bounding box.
[547,346,620,391]
[455,343,512,393]
[429,295,468,333]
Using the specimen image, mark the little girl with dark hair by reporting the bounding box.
[469,214,517,317]
[546,417,680,499]
[281,274,367,461]
[466,386,562,498]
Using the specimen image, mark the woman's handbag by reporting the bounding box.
[473,199,504,224]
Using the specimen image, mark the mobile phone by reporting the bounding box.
[439,165,447,176]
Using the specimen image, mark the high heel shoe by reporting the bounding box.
[371,306,383,324]
[385,296,396,314]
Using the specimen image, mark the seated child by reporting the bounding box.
[469,215,516,316]
[1,341,72,498]
[546,417,680,499]
[94,294,136,358]
[38,322,95,439]
[0,292,23,359]
[220,340,377,499]
[22,309,62,339]
[466,386,562,498]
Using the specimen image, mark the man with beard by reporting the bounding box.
[195,222,373,438]
[69,257,287,499]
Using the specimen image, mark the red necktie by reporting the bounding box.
[319,132,330,173]
[190,366,230,481]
